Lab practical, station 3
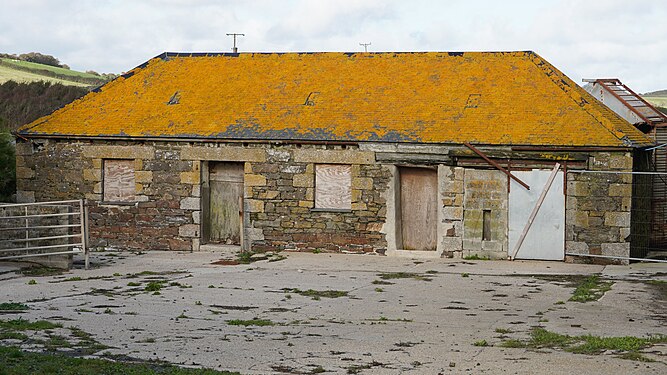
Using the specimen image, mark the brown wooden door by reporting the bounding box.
[399,167,437,250]
[208,162,244,245]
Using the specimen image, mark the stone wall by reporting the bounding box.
[439,166,464,257]
[462,169,508,259]
[565,152,634,264]
[15,138,637,261]
[242,147,389,253]
[16,139,389,253]
[16,139,200,251]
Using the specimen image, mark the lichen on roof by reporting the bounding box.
[18,51,653,148]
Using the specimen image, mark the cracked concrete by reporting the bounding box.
[1,251,665,374]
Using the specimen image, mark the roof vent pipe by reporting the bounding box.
[226,33,245,54]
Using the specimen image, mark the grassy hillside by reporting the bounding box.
[644,89,667,97]
[0,64,90,86]
[641,96,667,115]
[0,58,106,86]
[641,89,667,114]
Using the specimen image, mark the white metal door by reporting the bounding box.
[508,170,565,260]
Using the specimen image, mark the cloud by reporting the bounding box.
[0,0,665,92]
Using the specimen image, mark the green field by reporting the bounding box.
[1,58,101,79]
[643,96,667,109]
[0,64,89,86]
[0,58,105,87]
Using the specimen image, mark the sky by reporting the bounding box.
[1,0,666,93]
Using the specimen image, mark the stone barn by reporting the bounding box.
[15,51,654,262]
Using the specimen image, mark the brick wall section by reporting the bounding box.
[565,152,633,264]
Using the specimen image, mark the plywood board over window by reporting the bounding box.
[103,159,135,202]
[315,164,351,210]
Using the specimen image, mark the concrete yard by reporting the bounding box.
[0,251,665,374]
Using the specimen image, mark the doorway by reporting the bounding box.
[398,167,438,250]
[508,169,564,260]
[203,162,244,245]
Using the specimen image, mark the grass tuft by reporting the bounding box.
[0,345,239,374]
[473,339,488,347]
[498,327,666,361]
[0,302,29,311]
[569,275,613,302]
[226,319,275,327]
[463,254,490,260]
[0,318,62,331]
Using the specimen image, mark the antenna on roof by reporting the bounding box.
[359,42,371,52]
[226,33,245,53]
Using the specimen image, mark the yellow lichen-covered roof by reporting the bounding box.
[18,51,653,147]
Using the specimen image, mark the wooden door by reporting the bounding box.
[208,162,244,245]
[399,167,437,250]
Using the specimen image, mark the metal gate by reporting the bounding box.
[0,200,88,268]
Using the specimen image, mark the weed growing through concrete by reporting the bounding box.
[377,272,431,282]
[0,318,62,331]
[495,328,513,334]
[309,365,326,373]
[464,254,490,260]
[569,275,613,302]
[371,280,393,285]
[499,339,524,348]
[461,273,470,278]
[498,327,667,361]
[473,339,488,347]
[282,288,348,299]
[374,288,384,293]
[226,319,275,327]
[144,281,164,292]
[237,251,286,264]
[19,266,63,277]
[169,282,192,289]
[0,302,29,311]
[0,346,239,374]
[61,276,82,282]
[127,282,141,287]
[27,279,36,285]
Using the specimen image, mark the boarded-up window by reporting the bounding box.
[103,159,135,202]
[315,164,351,210]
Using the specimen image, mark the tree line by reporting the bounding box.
[0,81,89,201]
[0,52,69,69]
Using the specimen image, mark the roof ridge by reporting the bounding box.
[526,52,652,147]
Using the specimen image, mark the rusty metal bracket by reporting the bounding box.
[463,142,530,190]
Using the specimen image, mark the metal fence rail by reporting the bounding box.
[0,200,88,269]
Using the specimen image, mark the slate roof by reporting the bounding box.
[18,51,653,147]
